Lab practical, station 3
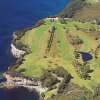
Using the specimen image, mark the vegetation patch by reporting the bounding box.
[8,18,100,99]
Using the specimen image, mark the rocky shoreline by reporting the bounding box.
[2,73,48,94]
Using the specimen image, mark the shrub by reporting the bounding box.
[40,71,59,88]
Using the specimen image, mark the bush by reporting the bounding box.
[74,36,84,45]
[73,60,92,80]
[40,71,59,88]
[94,85,100,97]
[53,67,68,77]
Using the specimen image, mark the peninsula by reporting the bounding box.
[1,0,100,100]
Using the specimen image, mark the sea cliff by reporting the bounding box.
[11,44,25,58]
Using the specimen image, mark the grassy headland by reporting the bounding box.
[8,17,100,99]
[4,0,100,99]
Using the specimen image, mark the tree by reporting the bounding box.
[49,26,56,33]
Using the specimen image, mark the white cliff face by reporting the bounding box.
[11,44,25,58]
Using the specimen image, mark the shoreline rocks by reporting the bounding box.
[2,73,48,94]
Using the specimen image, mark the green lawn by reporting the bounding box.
[15,19,100,91]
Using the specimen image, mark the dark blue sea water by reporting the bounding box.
[0,0,70,100]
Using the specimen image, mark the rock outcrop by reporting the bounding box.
[11,44,25,58]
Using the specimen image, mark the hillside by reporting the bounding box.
[60,0,100,21]
[9,18,100,100]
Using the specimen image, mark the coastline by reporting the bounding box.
[2,17,65,96]
[0,0,72,100]
[0,17,70,100]
[0,18,50,96]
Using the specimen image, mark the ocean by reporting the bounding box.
[0,0,70,100]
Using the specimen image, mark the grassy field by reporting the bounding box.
[14,19,100,93]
